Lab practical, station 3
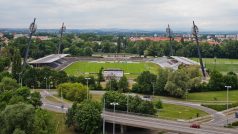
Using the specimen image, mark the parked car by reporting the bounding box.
[141,95,152,101]
[235,112,238,118]
[190,123,200,128]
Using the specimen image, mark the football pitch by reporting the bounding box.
[64,61,160,78]
[191,58,238,74]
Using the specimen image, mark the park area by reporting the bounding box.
[191,58,238,74]
[64,61,160,79]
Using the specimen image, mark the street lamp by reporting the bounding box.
[44,77,48,90]
[225,85,231,126]
[103,98,106,134]
[127,92,129,113]
[186,89,190,101]
[151,82,155,98]
[85,77,91,100]
[110,102,119,134]
[17,72,22,88]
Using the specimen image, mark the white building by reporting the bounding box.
[103,68,124,81]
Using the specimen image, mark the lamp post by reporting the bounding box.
[85,77,91,100]
[151,82,155,98]
[17,72,22,88]
[103,98,105,134]
[44,77,48,90]
[110,102,119,134]
[127,92,129,113]
[225,85,231,126]
[186,89,190,101]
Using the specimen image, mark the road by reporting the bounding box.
[90,90,238,126]
[40,90,71,113]
[103,111,238,134]
[39,90,238,132]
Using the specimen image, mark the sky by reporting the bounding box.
[0,0,237,31]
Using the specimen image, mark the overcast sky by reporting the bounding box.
[0,0,237,31]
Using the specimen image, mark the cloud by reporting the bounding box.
[0,0,237,31]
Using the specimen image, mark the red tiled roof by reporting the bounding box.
[129,37,182,42]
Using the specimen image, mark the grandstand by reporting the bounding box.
[29,54,69,68]
[152,56,199,70]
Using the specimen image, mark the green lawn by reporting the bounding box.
[158,104,208,120]
[48,111,76,134]
[188,90,238,103]
[64,61,160,78]
[191,58,238,74]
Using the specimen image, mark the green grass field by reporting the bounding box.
[48,111,76,134]
[188,90,238,103]
[158,104,208,120]
[64,61,160,78]
[191,58,238,74]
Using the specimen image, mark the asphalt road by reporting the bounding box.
[103,111,238,134]
[39,90,238,132]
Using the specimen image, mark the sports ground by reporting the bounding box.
[191,58,238,74]
[64,61,160,78]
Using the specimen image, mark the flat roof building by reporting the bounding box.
[103,68,124,81]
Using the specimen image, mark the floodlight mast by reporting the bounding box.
[166,24,173,56]
[23,18,37,67]
[192,21,206,78]
[58,23,66,54]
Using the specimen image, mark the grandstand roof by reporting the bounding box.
[29,54,69,64]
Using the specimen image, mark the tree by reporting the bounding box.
[29,92,42,108]
[66,101,102,134]
[0,77,19,92]
[164,69,190,98]
[117,36,122,53]
[132,71,156,94]
[33,109,56,134]
[57,83,87,102]
[0,103,35,134]
[155,68,170,95]
[208,70,224,90]
[118,76,129,92]
[13,129,26,134]
[0,57,10,72]
[223,72,238,89]
[105,77,118,91]
[12,49,22,81]
[84,47,93,56]
[98,67,104,82]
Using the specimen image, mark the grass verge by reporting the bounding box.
[158,103,208,120]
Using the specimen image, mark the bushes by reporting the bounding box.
[103,91,157,115]
[155,99,163,109]
[57,83,87,102]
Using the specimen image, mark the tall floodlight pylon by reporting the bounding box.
[192,21,206,77]
[58,23,66,54]
[166,24,173,56]
[23,18,37,67]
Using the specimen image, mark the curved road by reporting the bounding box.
[39,90,238,127]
